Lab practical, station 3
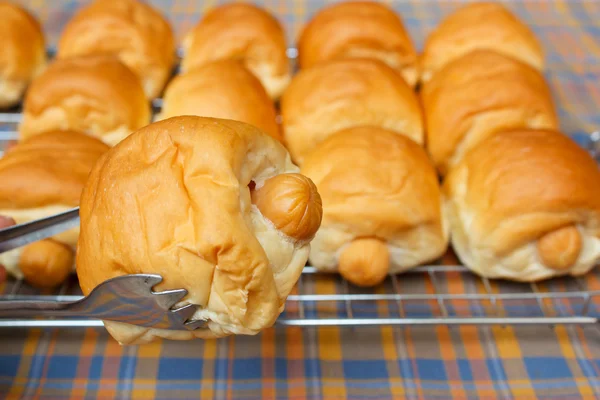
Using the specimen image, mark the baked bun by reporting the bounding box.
[0,2,46,108]
[76,116,323,344]
[57,0,175,99]
[20,56,150,146]
[281,59,423,166]
[181,3,290,99]
[159,60,280,141]
[422,50,558,175]
[0,130,109,288]
[298,1,418,87]
[445,129,600,282]
[301,126,448,287]
[421,2,543,82]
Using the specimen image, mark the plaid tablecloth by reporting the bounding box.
[2,0,600,399]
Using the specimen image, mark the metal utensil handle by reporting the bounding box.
[0,299,79,318]
[0,207,80,253]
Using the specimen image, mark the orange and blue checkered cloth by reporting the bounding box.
[2,1,600,398]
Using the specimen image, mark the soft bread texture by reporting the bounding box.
[421,50,558,175]
[57,0,175,99]
[181,3,290,99]
[298,1,418,87]
[76,116,322,344]
[0,2,46,108]
[159,60,281,141]
[20,56,150,146]
[281,59,423,166]
[0,131,109,286]
[444,129,600,282]
[301,127,448,287]
[421,2,544,82]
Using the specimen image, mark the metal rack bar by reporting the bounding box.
[342,279,354,319]
[3,282,600,302]
[428,269,449,317]
[0,316,596,329]
[577,277,593,316]
[480,276,500,316]
[1,267,598,328]
[391,275,405,318]
[296,273,306,320]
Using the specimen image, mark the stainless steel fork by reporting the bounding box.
[0,274,207,331]
[0,207,80,253]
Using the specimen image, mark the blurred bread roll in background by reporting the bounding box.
[445,129,600,282]
[77,116,322,344]
[159,60,280,141]
[421,2,543,82]
[281,59,423,166]
[20,56,150,146]
[0,131,109,288]
[182,3,290,99]
[57,0,175,99]
[422,50,558,175]
[298,1,418,87]
[301,127,448,287]
[0,2,46,108]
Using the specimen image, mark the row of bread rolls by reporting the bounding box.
[419,4,600,282]
[2,0,546,113]
[280,1,600,286]
[1,0,290,112]
[13,1,289,146]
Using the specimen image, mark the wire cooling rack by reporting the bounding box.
[1,49,600,330]
[1,265,600,328]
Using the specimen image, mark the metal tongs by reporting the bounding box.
[0,208,205,331]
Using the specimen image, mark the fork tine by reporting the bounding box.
[152,289,188,309]
[184,319,209,331]
[172,303,197,321]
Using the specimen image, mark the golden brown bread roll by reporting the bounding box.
[298,1,418,87]
[301,126,448,287]
[0,2,46,108]
[20,56,150,146]
[76,116,323,344]
[421,2,544,82]
[444,129,600,282]
[181,3,290,99]
[421,50,558,175]
[0,130,109,288]
[57,0,175,99]
[281,59,423,166]
[159,60,281,141]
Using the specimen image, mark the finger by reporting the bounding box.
[0,216,15,229]
[4,140,16,152]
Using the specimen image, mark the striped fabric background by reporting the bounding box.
[1,1,600,399]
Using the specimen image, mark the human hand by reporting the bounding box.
[0,215,15,229]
